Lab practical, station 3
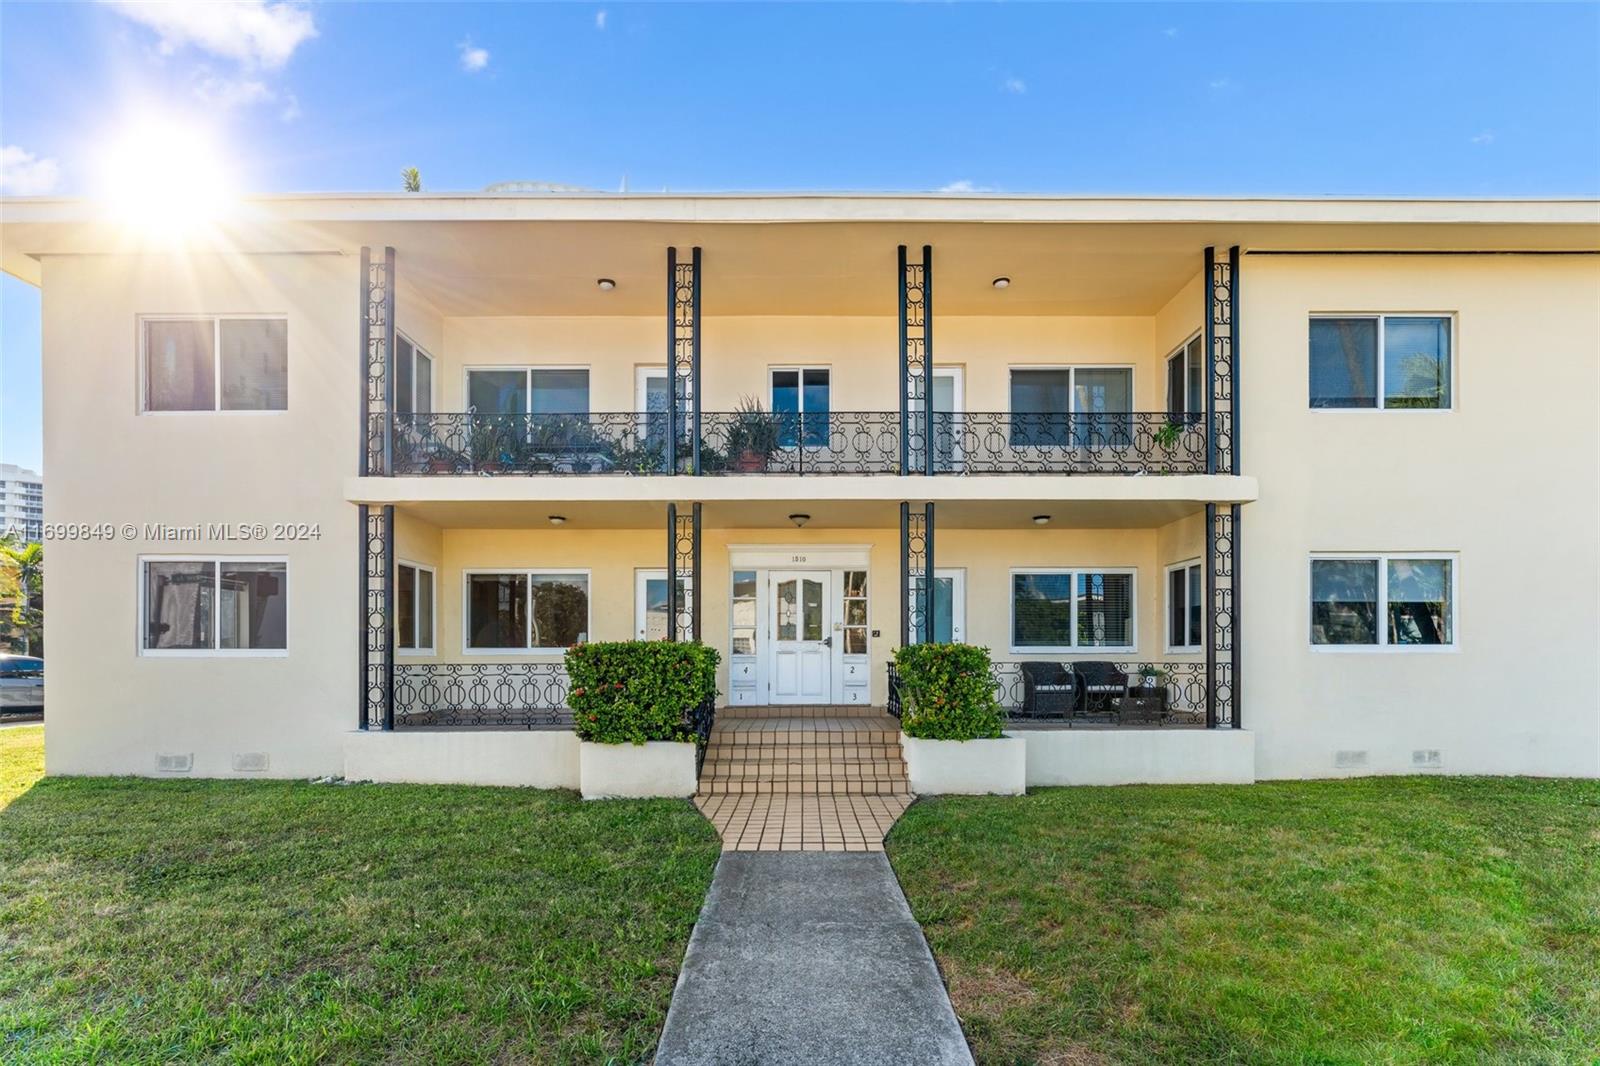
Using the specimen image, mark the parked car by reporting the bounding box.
[0,654,44,714]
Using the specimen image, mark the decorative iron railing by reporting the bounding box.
[394,661,573,729]
[393,663,720,755]
[888,660,1212,727]
[375,411,1221,477]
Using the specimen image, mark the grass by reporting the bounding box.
[888,777,1600,1065]
[0,725,721,1064]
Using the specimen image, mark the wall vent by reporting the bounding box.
[232,752,270,773]
[1334,750,1368,770]
[1412,749,1442,770]
[156,753,193,773]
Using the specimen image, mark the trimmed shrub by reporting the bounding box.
[893,643,1005,741]
[566,641,720,745]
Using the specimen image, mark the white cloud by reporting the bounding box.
[459,40,489,72]
[595,9,607,30]
[0,146,62,196]
[279,93,301,122]
[100,0,316,69]
[1002,76,1027,95]
[1163,26,1179,38]
[1470,130,1496,145]
[193,74,273,109]
[1208,77,1233,90]
[938,180,995,193]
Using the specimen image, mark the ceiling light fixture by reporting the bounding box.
[1032,514,1051,526]
[548,515,567,526]
[596,278,616,291]
[788,513,811,528]
[992,276,1011,289]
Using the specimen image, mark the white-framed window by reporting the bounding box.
[1309,314,1453,410]
[463,568,590,653]
[1165,559,1204,652]
[1310,553,1456,650]
[465,367,590,415]
[395,335,433,416]
[1010,567,1136,653]
[1165,333,1204,421]
[1008,366,1134,446]
[770,366,830,448]
[140,556,288,655]
[396,561,436,653]
[141,315,287,412]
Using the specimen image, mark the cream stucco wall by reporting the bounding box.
[40,251,361,777]
[431,312,1192,415]
[1240,253,1600,779]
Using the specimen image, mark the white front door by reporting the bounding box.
[932,568,966,643]
[769,570,832,703]
[635,569,670,641]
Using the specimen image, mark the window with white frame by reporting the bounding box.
[1165,334,1204,421]
[141,557,287,653]
[1009,368,1133,447]
[466,368,590,415]
[1309,315,1452,410]
[396,562,435,652]
[1310,554,1455,648]
[1166,560,1203,651]
[394,336,433,416]
[142,316,287,412]
[465,570,589,651]
[1010,568,1135,652]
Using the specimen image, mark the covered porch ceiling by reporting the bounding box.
[389,497,1216,531]
[4,194,1595,318]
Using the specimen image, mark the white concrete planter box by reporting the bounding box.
[1021,728,1256,786]
[902,733,1026,795]
[344,729,579,788]
[579,740,698,800]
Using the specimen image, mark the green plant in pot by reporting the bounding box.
[892,643,1005,740]
[727,395,782,473]
[1137,665,1168,692]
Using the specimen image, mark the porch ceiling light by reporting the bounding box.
[548,515,567,525]
[788,513,810,527]
[992,276,1011,289]
[1032,514,1051,525]
[596,278,616,291]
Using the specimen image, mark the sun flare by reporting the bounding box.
[93,115,237,239]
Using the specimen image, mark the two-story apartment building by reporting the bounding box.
[2,193,1596,784]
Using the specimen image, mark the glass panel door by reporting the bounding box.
[769,571,832,703]
[932,568,965,643]
[1072,368,1133,447]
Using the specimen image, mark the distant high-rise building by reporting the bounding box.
[0,463,43,543]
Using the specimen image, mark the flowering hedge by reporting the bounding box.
[892,643,1004,741]
[566,641,720,745]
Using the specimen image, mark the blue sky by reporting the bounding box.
[2,1,1598,473]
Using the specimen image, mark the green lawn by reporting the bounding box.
[0,725,721,1065]
[888,778,1600,1065]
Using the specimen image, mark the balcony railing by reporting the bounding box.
[376,411,1217,476]
[393,661,717,763]
[888,660,1211,727]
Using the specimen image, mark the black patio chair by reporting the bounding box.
[1073,661,1129,716]
[1020,661,1078,719]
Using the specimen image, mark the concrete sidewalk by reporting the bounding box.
[655,851,973,1066]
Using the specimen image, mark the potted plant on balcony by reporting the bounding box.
[567,640,720,799]
[894,643,1024,795]
[726,395,782,473]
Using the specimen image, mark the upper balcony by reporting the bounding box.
[372,410,1217,477]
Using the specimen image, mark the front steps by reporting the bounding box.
[696,706,909,796]
[694,706,912,851]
